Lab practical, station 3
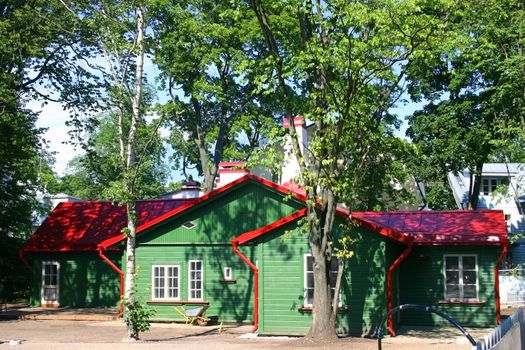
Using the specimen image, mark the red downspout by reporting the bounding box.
[19,249,33,272]
[98,246,124,317]
[231,240,258,333]
[387,241,413,336]
[494,241,508,324]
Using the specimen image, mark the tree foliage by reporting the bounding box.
[57,113,167,200]
[406,0,525,208]
[244,0,451,339]
[153,0,281,191]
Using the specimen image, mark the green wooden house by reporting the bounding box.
[21,174,508,336]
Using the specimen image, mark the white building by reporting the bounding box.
[448,163,525,265]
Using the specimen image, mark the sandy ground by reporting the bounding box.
[0,318,492,350]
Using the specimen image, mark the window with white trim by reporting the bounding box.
[189,260,203,300]
[304,255,340,306]
[480,177,508,195]
[152,265,180,300]
[223,267,232,280]
[444,255,478,301]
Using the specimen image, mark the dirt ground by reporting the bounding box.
[0,319,492,350]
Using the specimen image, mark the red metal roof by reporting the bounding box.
[21,199,192,253]
[352,210,508,245]
[23,175,508,253]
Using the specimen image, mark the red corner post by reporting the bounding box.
[387,241,413,336]
[98,246,124,316]
[495,241,508,324]
[231,240,259,333]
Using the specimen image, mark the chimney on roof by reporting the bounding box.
[180,180,202,198]
[216,162,249,188]
[281,116,308,185]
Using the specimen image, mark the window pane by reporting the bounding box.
[464,285,477,299]
[446,271,459,284]
[306,288,314,304]
[463,256,476,270]
[445,256,459,270]
[446,284,460,299]
[306,256,313,271]
[306,273,314,289]
[463,271,477,284]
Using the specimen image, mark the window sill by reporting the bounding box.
[147,300,209,305]
[438,300,486,305]
[298,306,349,313]
[219,279,237,283]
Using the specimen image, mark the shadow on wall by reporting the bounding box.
[341,230,391,336]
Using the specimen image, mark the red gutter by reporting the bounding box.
[494,240,508,324]
[98,246,124,317]
[386,241,414,336]
[19,249,33,272]
[231,241,259,333]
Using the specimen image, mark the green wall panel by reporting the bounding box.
[399,245,499,327]
[257,218,396,337]
[29,252,122,308]
[135,245,255,323]
[138,182,303,245]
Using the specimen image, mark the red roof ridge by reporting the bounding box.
[100,174,308,249]
[232,208,308,245]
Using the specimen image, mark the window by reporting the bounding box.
[182,221,197,229]
[152,265,180,300]
[505,214,512,233]
[42,261,59,304]
[481,177,508,195]
[444,255,478,301]
[304,255,339,306]
[223,267,232,280]
[189,260,203,301]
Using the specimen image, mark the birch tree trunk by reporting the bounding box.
[123,5,145,340]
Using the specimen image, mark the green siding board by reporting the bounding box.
[29,252,121,307]
[139,182,304,245]
[135,244,255,323]
[134,182,303,323]
[257,218,395,337]
[399,246,498,327]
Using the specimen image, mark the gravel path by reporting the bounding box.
[0,319,488,350]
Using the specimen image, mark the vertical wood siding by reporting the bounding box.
[257,219,397,336]
[30,252,122,307]
[140,182,303,245]
[135,245,255,322]
[399,245,499,327]
[136,181,303,322]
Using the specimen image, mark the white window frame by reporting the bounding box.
[443,254,479,301]
[188,260,204,301]
[480,177,508,195]
[223,267,233,280]
[303,254,341,307]
[151,265,181,301]
[41,261,60,305]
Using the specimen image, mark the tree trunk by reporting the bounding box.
[123,6,145,340]
[306,210,337,340]
[469,162,483,209]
